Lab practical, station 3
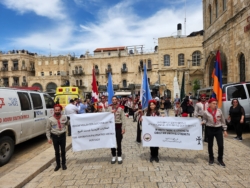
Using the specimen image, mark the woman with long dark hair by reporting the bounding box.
[228,99,245,141]
[145,100,160,162]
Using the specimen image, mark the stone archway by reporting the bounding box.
[32,83,43,91]
[46,82,57,92]
[208,51,228,86]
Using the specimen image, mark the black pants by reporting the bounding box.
[207,126,224,161]
[51,133,66,166]
[67,117,71,136]
[203,125,208,141]
[124,106,128,113]
[232,120,242,138]
[111,127,123,157]
[150,147,159,157]
[136,121,142,143]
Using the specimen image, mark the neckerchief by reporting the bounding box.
[201,101,206,110]
[207,107,217,124]
[54,115,62,130]
[112,105,118,114]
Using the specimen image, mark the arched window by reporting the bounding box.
[80,80,83,86]
[164,55,170,66]
[95,65,98,69]
[215,0,218,18]
[209,4,212,25]
[148,59,152,69]
[108,64,111,69]
[79,66,82,72]
[223,0,226,11]
[192,51,201,66]
[122,80,127,88]
[76,80,79,86]
[140,60,143,68]
[239,54,246,82]
[75,66,78,74]
[122,63,127,69]
[178,54,185,66]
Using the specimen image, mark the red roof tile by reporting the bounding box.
[94,46,126,52]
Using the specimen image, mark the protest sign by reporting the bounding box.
[142,117,203,150]
[70,112,116,151]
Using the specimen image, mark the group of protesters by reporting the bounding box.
[46,92,245,171]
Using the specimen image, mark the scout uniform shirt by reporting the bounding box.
[46,115,68,140]
[194,102,209,117]
[106,105,126,130]
[202,109,227,130]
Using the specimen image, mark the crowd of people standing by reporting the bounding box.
[46,92,246,171]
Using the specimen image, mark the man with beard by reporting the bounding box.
[106,96,126,164]
[194,93,209,142]
[99,96,108,112]
[46,104,68,171]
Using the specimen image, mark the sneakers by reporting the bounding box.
[209,160,214,165]
[238,137,243,141]
[218,160,226,167]
[233,136,239,140]
[117,157,123,164]
[54,166,61,171]
[111,157,116,164]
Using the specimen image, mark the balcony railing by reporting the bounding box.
[12,83,20,86]
[95,69,99,75]
[138,66,152,72]
[21,66,27,71]
[22,82,28,86]
[105,68,112,74]
[11,66,19,71]
[1,67,8,71]
[72,70,85,75]
[3,83,9,87]
[121,67,128,73]
[29,67,35,72]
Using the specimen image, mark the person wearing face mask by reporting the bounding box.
[46,104,68,171]
[202,98,227,167]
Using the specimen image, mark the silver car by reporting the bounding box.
[193,82,250,128]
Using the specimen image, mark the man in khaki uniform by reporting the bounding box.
[106,96,126,164]
[46,104,68,171]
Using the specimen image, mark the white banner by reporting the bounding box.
[142,117,203,150]
[70,112,116,152]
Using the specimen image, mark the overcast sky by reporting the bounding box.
[0,0,203,56]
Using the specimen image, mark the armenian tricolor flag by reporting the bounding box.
[212,50,223,108]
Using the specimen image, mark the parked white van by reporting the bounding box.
[194,82,250,128]
[0,88,55,166]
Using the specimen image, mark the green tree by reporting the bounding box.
[193,79,200,96]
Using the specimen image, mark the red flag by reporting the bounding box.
[92,67,99,103]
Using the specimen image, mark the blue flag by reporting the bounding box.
[107,72,114,105]
[141,64,152,109]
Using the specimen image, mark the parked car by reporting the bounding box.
[0,88,55,166]
[192,82,250,128]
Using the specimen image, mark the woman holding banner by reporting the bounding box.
[145,100,160,162]
[202,98,227,167]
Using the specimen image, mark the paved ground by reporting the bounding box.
[0,135,50,178]
[21,110,250,188]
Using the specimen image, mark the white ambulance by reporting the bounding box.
[0,88,55,166]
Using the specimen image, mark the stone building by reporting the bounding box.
[0,30,204,100]
[70,32,204,99]
[203,0,250,86]
[0,50,35,87]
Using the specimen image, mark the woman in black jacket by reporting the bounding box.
[227,99,245,141]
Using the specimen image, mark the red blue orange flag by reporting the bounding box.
[92,66,99,105]
[212,50,223,108]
